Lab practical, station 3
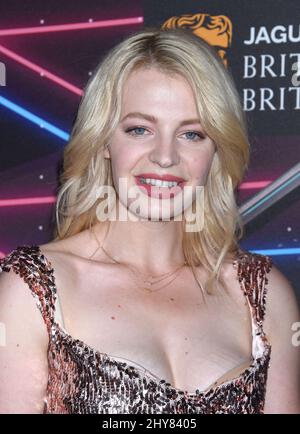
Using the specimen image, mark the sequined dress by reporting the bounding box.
[0,245,273,414]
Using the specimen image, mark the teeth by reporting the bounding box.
[139,177,179,188]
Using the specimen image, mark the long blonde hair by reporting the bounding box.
[53,27,249,296]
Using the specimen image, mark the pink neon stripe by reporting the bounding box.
[0,17,143,36]
[239,181,272,189]
[0,45,83,96]
[0,196,56,207]
[0,182,273,208]
[0,251,5,259]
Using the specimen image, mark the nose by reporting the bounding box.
[148,138,180,168]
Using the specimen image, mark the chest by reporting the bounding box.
[54,261,254,392]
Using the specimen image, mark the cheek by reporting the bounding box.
[109,142,146,181]
[190,153,214,182]
[109,151,141,192]
[109,148,133,175]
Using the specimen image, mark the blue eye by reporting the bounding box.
[125,127,205,141]
[125,127,147,136]
[183,131,205,141]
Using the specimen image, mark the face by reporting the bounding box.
[104,67,216,223]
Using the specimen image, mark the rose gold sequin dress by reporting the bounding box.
[0,245,273,414]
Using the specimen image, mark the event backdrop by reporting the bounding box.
[0,0,299,301]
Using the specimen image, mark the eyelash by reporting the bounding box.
[124,127,205,142]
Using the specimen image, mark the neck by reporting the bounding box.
[92,211,186,275]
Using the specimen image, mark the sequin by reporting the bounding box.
[0,245,273,414]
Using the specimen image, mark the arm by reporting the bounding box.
[263,264,300,414]
[0,271,49,413]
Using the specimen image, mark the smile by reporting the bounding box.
[134,175,186,198]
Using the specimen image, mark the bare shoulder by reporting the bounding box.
[213,251,299,316]
[37,227,110,302]
[0,256,49,348]
[230,250,300,339]
[38,223,112,273]
[39,228,95,266]
[38,233,86,296]
[259,258,300,413]
[227,250,299,320]
[263,261,300,340]
[39,224,108,258]
[40,229,89,255]
[0,249,49,413]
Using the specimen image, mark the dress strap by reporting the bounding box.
[0,245,57,334]
[233,249,273,357]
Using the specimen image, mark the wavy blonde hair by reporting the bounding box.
[53,27,249,296]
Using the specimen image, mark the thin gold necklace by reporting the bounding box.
[90,225,187,293]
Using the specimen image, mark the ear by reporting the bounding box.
[104,145,111,159]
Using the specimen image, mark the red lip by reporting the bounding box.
[135,173,186,183]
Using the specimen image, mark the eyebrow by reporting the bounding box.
[120,111,202,126]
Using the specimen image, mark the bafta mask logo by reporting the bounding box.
[161,13,232,68]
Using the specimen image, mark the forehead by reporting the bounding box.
[121,67,198,113]
[123,67,191,91]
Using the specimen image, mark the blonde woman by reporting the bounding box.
[0,28,299,414]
